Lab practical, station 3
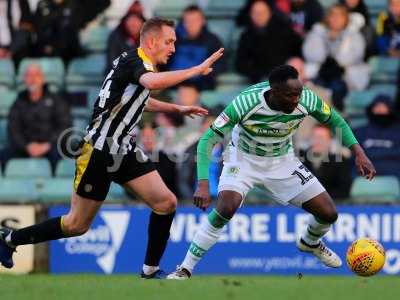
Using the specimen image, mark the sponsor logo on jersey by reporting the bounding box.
[214,112,230,128]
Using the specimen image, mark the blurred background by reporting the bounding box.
[0,0,399,276]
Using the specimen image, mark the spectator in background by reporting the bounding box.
[236,0,277,27]
[353,95,400,178]
[178,107,223,200]
[396,65,400,111]
[33,0,111,63]
[235,0,302,83]
[299,124,352,200]
[106,11,145,73]
[285,0,324,37]
[140,123,180,197]
[166,5,226,90]
[175,83,202,129]
[0,64,71,171]
[340,0,375,57]
[287,56,332,147]
[0,0,34,65]
[376,0,400,57]
[303,4,369,111]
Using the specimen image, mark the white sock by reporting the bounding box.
[181,218,224,273]
[301,215,331,246]
[142,264,159,275]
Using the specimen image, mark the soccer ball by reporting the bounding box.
[346,238,385,277]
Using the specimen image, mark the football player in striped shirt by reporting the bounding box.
[168,65,376,279]
[0,18,223,278]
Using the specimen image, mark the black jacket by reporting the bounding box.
[299,149,352,200]
[7,88,71,151]
[235,15,302,83]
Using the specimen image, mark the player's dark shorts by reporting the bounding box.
[74,142,156,201]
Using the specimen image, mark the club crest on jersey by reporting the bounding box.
[214,113,230,128]
[322,101,331,115]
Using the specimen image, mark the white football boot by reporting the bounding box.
[167,266,192,280]
[297,238,342,268]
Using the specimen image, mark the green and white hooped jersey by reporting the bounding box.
[211,81,332,157]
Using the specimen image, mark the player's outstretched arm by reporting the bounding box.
[139,48,224,90]
[145,97,208,117]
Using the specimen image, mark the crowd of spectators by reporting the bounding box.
[0,0,399,202]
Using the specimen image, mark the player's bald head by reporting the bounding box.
[140,17,175,43]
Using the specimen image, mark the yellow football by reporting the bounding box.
[346,238,386,277]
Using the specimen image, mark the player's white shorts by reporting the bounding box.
[218,145,326,207]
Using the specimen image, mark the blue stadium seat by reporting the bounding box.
[17,57,65,91]
[369,56,400,84]
[350,176,400,203]
[5,158,52,178]
[0,89,17,117]
[37,178,73,202]
[81,25,111,53]
[107,183,128,202]
[55,159,76,178]
[0,59,15,88]
[201,90,241,107]
[206,0,246,17]
[207,19,235,47]
[0,179,39,202]
[344,86,397,116]
[0,118,7,148]
[66,54,106,91]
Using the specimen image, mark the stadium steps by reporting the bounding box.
[350,176,400,204]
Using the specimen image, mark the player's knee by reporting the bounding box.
[217,191,241,219]
[153,192,177,214]
[320,210,338,224]
[62,215,91,236]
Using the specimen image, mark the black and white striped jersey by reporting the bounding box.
[84,48,154,154]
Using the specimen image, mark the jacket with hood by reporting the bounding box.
[303,14,369,90]
[353,96,400,178]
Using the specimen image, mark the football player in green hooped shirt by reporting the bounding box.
[168,65,377,279]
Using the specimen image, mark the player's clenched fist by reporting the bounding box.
[193,180,212,211]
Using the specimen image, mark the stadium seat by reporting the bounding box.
[0,59,15,88]
[55,159,76,178]
[0,179,39,202]
[66,54,106,91]
[37,178,73,202]
[207,19,235,47]
[5,158,52,178]
[350,176,400,203]
[0,89,17,117]
[154,0,194,18]
[206,0,246,17]
[201,90,240,107]
[81,25,111,53]
[17,57,65,91]
[0,118,7,148]
[369,56,400,84]
[344,86,397,116]
[107,183,128,202]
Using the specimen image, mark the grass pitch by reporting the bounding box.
[0,274,399,300]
